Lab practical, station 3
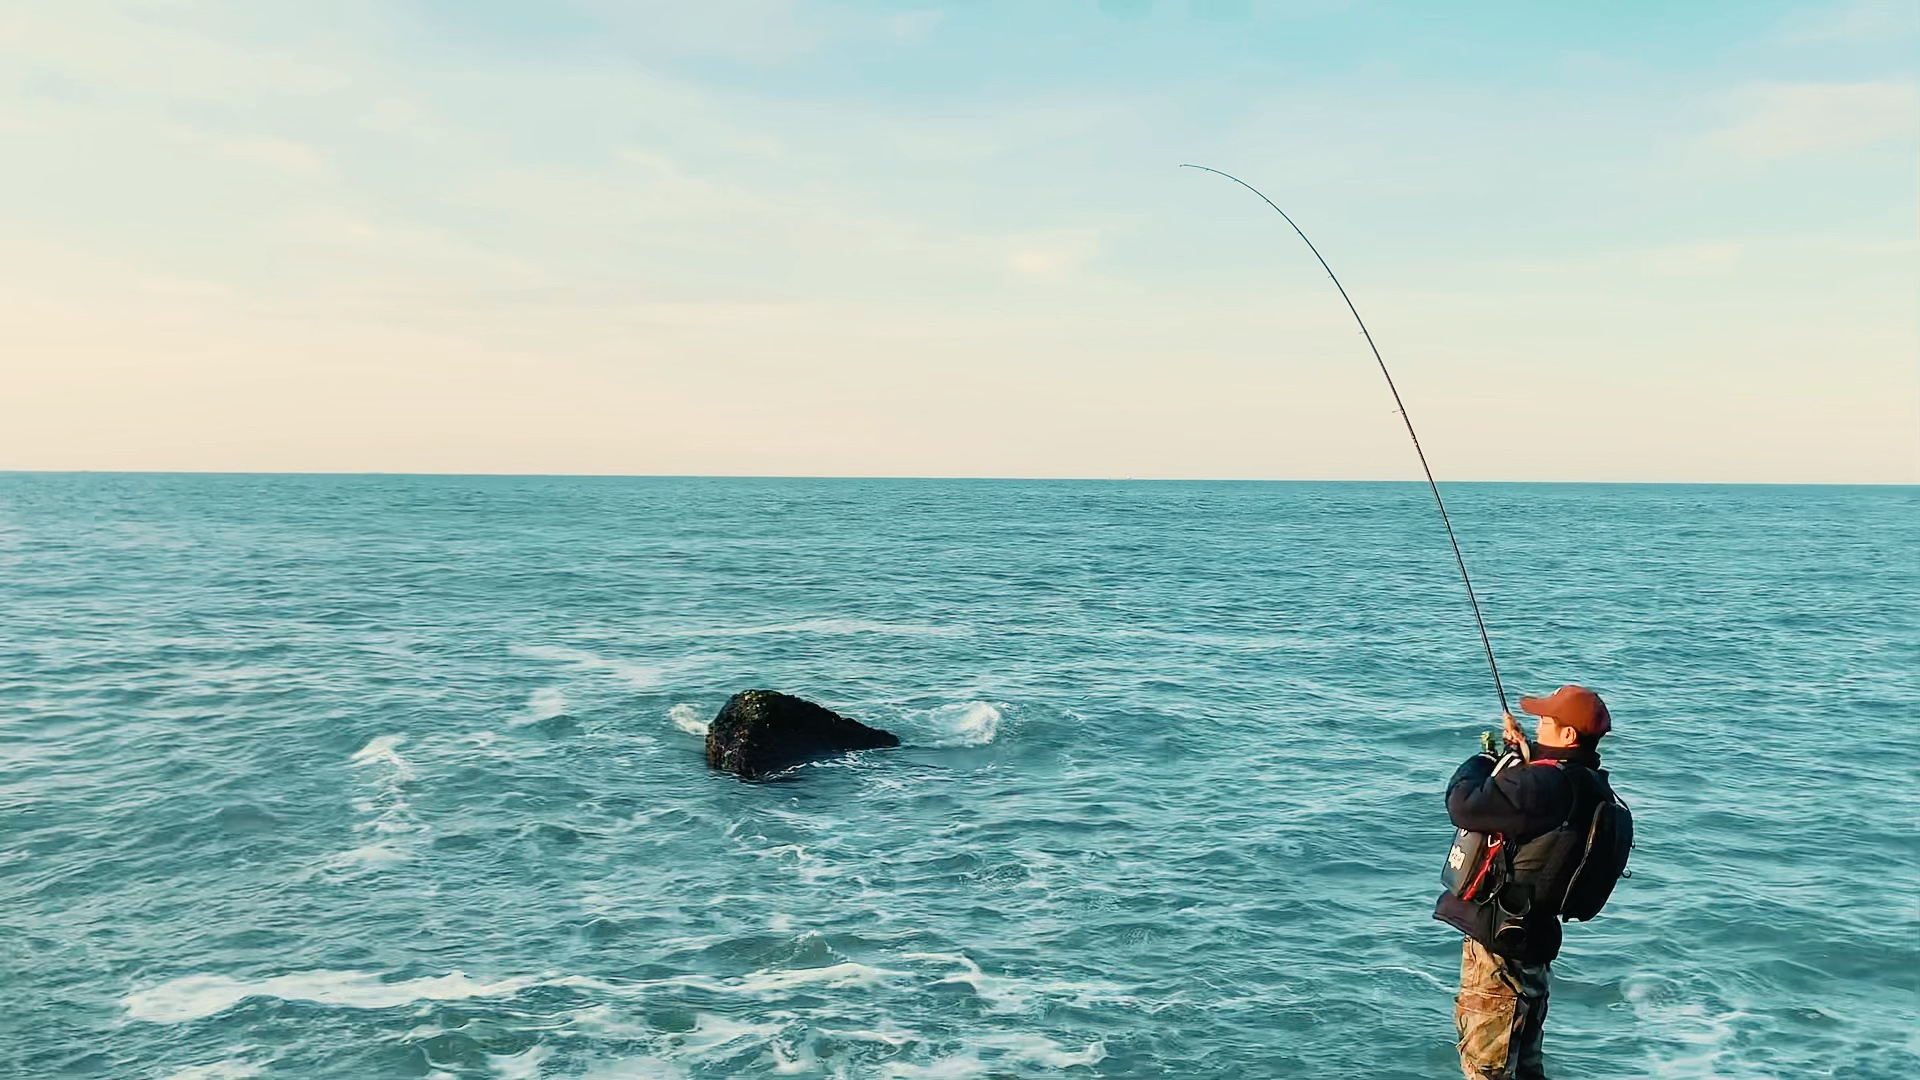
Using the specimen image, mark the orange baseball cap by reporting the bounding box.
[1518,684,1612,741]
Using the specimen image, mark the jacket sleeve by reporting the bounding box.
[1445,752,1535,836]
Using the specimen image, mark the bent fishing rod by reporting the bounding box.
[1181,163,1512,722]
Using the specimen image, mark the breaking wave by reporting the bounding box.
[668,703,709,737]
[925,701,1002,746]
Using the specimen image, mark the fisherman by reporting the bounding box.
[1435,685,1618,1080]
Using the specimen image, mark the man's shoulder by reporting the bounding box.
[1501,757,1581,808]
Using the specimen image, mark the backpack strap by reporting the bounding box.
[1534,758,1610,828]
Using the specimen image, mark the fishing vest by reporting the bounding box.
[1441,757,1633,926]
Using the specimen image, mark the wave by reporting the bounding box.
[668,703,708,737]
[874,1033,1107,1077]
[682,618,971,639]
[125,961,906,1026]
[163,1063,259,1080]
[511,645,678,690]
[485,1045,550,1080]
[338,734,421,867]
[576,1055,687,1079]
[728,961,899,995]
[326,842,408,869]
[925,702,1002,747]
[509,686,567,727]
[347,735,409,773]
[123,970,541,1024]
[898,952,1135,1015]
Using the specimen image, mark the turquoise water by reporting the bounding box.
[2,474,1915,1079]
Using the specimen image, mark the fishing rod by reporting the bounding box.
[1181,163,1513,722]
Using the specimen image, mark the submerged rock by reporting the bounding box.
[705,690,899,779]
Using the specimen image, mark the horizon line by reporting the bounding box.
[2,468,1914,488]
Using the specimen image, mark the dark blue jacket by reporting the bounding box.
[1433,742,1602,963]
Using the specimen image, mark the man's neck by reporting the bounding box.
[1533,741,1599,764]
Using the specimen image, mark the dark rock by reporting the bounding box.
[705,690,899,779]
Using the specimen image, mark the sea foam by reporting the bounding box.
[675,618,970,639]
[485,1045,550,1080]
[512,644,672,689]
[123,970,540,1024]
[926,702,1002,746]
[668,703,708,737]
[163,1063,260,1080]
[510,686,567,727]
[348,735,409,773]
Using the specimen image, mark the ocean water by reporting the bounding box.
[1,474,1915,1080]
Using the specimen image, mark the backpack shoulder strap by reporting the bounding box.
[1540,759,1609,827]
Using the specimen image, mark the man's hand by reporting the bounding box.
[1501,711,1528,752]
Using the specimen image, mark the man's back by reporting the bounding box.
[1435,743,1600,963]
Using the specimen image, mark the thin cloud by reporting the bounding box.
[1777,0,1919,44]
[220,136,330,177]
[887,10,946,43]
[1713,80,1918,159]
[1005,230,1106,280]
[1642,241,1745,276]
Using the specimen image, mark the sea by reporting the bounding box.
[1,473,1915,1079]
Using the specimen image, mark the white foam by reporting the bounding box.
[926,702,1002,746]
[1623,971,1746,1077]
[899,953,1133,1015]
[512,644,670,689]
[669,703,709,737]
[733,961,901,995]
[510,687,567,727]
[673,618,969,639]
[582,1058,688,1080]
[164,1063,259,1080]
[349,735,411,774]
[900,951,981,972]
[341,733,422,861]
[559,959,905,1002]
[1370,963,1454,994]
[768,1037,817,1075]
[330,842,408,868]
[816,1021,920,1048]
[876,1056,988,1079]
[487,1045,550,1079]
[565,1004,654,1040]
[671,1013,788,1057]
[976,1033,1107,1068]
[749,618,968,638]
[874,1033,1105,1078]
[744,841,843,884]
[123,970,539,1024]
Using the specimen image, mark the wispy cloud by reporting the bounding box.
[1642,241,1745,276]
[218,136,330,177]
[1005,230,1107,280]
[1778,0,1919,44]
[1713,80,1918,159]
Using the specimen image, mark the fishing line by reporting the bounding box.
[1181,163,1511,718]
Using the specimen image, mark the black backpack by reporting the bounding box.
[1555,764,1634,922]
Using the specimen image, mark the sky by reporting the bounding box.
[1,0,1915,482]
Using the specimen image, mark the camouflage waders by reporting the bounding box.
[1454,937,1551,1079]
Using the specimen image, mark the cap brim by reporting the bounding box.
[1517,695,1551,717]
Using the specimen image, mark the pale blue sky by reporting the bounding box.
[3,1,1914,480]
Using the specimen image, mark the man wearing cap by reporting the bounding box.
[1435,685,1615,1080]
